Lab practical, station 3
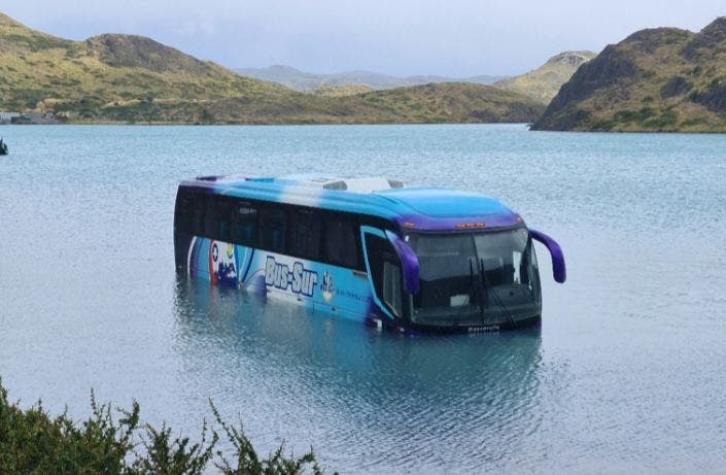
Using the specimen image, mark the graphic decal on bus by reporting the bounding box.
[321,272,335,303]
[186,236,375,322]
[208,241,239,286]
[264,256,318,297]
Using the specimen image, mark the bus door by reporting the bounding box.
[361,227,408,320]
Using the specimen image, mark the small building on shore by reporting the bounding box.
[0,112,21,124]
[0,112,60,125]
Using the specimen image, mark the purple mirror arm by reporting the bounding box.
[385,230,420,295]
[529,229,566,284]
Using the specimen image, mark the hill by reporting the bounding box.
[234,65,507,92]
[0,12,541,124]
[533,18,726,132]
[494,51,595,103]
[0,12,296,122]
[103,82,545,125]
[340,83,544,123]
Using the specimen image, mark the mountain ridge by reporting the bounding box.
[0,11,544,124]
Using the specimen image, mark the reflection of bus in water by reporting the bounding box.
[174,175,566,333]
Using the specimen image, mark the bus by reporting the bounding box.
[174,174,566,333]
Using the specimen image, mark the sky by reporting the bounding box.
[3,0,725,76]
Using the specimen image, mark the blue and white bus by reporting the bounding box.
[174,175,566,333]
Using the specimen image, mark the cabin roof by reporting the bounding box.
[181,174,522,232]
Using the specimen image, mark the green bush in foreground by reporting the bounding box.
[0,379,325,474]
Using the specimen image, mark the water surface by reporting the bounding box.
[1,124,725,473]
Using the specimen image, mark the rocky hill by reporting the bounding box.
[0,12,542,124]
[533,18,726,132]
[494,51,595,103]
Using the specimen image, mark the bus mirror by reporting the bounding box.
[529,229,566,284]
[385,230,420,295]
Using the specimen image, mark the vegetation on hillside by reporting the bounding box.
[494,51,595,103]
[533,17,726,132]
[0,13,291,121]
[0,12,542,124]
[313,84,374,97]
[0,378,325,474]
[340,83,544,123]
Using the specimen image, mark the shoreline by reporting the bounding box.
[1,121,724,133]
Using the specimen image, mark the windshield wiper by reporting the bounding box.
[469,258,485,325]
[478,258,517,329]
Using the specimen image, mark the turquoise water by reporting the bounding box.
[1,124,725,473]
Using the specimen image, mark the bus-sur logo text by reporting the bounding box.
[265,256,318,297]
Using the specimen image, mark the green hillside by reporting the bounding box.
[313,84,374,97]
[0,12,298,122]
[342,83,544,123]
[533,18,726,132]
[100,82,544,125]
[494,51,595,103]
[0,12,543,124]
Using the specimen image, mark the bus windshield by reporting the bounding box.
[408,228,541,326]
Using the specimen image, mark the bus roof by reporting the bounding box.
[181,174,522,232]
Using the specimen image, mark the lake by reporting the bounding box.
[1,124,725,473]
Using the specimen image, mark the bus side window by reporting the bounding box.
[202,196,232,242]
[259,207,287,253]
[231,202,258,246]
[191,193,206,236]
[323,214,359,269]
[288,208,321,260]
[217,198,232,242]
[204,196,218,238]
[174,189,195,234]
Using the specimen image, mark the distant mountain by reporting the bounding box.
[533,18,726,132]
[0,12,541,124]
[494,51,596,103]
[234,65,507,92]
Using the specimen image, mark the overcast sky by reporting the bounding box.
[4,0,725,76]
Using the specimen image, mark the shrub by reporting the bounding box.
[0,378,326,475]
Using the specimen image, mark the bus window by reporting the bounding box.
[191,193,206,236]
[217,199,232,242]
[174,189,195,234]
[323,214,359,269]
[231,203,258,246]
[204,197,218,238]
[383,261,402,315]
[259,207,287,253]
[202,196,233,242]
[288,208,321,260]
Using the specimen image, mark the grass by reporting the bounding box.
[0,378,327,474]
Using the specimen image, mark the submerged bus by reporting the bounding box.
[174,175,566,333]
